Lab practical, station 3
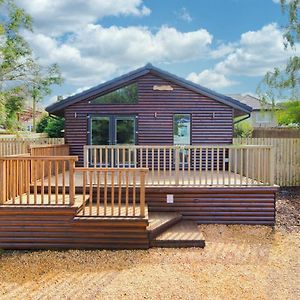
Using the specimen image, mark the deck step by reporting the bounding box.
[147,212,182,239]
[151,220,205,248]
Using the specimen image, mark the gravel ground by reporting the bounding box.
[0,189,299,300]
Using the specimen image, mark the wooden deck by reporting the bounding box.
[40,170,261,187]
[77,203,148,218]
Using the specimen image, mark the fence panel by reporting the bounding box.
[234,138,300,186]
[0,137,64,156]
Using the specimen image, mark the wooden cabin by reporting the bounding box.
[0,64,278,250]
[46,63,252,164]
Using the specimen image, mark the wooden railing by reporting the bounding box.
[29,144,70,181]
[75,167,148,217]
[30,144,69,157]
[84,145,275,186]
[0,156,77,205]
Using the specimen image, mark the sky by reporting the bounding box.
[15,0,299,106]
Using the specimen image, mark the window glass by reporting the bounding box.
[256,112,272,123]
[173,114,191,145]
[91,83,138,104]
[91,117,110,145]
[116,117,135,144]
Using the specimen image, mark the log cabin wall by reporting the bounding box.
[64,73,234,165]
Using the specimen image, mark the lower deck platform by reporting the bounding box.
[0,185,278,250]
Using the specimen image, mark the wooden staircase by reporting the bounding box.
[147,212,205,248]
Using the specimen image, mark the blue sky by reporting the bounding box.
[16,0,296,106]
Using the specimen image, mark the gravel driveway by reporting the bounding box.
[0,189,299,300]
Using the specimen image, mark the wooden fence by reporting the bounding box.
[234,138,300,186]
[0,137,64,156]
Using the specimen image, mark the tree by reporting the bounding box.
[0,0,33,130]
[257,0,300,105]
[0,0,63,131]
[28,63,63,131]
[277,100,300,126]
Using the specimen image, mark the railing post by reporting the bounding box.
[140,170,146,217]
[83,146,88,167]
[269,146,275,185]
[69,159,76,205]
[0,160,6,204]
[175,146,180,186]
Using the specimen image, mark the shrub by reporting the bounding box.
[234,120,253,138]
[36,115,64,138]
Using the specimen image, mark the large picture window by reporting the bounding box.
[91,83,138,104]
[173,114,191,145]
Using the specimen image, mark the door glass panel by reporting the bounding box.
[173,114,191,145]
[91,117,110,145]
[115,117,135,167]
[116,117,135,144]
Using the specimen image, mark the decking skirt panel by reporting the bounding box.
[147,186,278,225]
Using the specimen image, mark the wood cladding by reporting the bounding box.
[0,205,149,249]
[147,186,278,225]
[64,73,234,165]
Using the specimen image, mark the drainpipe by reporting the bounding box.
[234,113,251,124]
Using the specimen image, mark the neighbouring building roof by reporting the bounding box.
[229,94,272,111]
[46,64,252,116]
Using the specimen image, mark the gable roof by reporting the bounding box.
[229,94,272,111]
[46,63,252,116]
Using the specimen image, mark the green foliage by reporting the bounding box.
[276,100,300,126]
[36,115,64,138]
[257,0,300,104]
[234,121,253,138]
[36,113,49,133]
[0,0,63,132]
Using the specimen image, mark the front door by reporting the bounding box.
[89,115,136,166]
[90,115,136,146]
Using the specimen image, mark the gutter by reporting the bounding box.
[234,113,251,124]
[49,114,61,120]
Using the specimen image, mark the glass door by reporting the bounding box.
[115,116,136,167]
[90,116,111,166]
[173,114,191,169]
[115,116,136,145]
[91,116,110,145]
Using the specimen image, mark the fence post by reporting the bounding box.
[140,170,146,217]
[69,159,76,205]
[0,160,6,204]
[175,146,180,185]
[269,146,275,185]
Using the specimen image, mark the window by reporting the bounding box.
[91,83,138,104]
[173,114,191,145]
[255,112,273,123]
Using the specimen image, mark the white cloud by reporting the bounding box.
[187,23,299,91]
[24,25,212,86]
[215,23,298,76]
[16,0,151,36]
[272,0,294,3]
[210,43,236,59]
[187,69,237,89]
[176,7,192,23]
